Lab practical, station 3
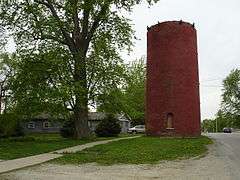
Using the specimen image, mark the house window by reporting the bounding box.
[43,121,51,129]
[27,122,35,129]
[166,113,174,129]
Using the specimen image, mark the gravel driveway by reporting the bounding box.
[1,134,239,180]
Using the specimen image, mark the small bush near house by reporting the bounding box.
[95,114,121,137]
[131,117,145,127]
[60,120,75,138]
[0,113,24,138]
[11,121,25,137]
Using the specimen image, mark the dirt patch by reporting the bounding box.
[0,144,234,180]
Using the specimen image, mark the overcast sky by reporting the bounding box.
[124,0,240,120]
[5,0,240,120]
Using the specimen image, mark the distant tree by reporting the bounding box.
[0,26,7,50]
[97,57,145,125]
[123,57,145,125]
[97,88,125,114]
[0,0,159,138]
[0,53,17,114]
[201,119,215,133]
[214,110,232,132]
[220,69,240,128]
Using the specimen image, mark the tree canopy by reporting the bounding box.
[97,57,146,125]
[220,69,240,128]
[0,0,159,138]
[202,69,240,133]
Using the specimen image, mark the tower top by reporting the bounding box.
[147,20,196,32]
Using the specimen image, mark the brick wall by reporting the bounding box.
[146,21,201,136]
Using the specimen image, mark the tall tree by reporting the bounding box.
[220,69,240,128]
[201,119,215,133]
[8,48,72,117]
[0,26,7,50]
[97,57,146,125]
[0,53,17,114]
[7,46,125,118]
[0,0,159,138]
[125,57,145,123]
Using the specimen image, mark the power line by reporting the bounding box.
[200,78,223,82]
[200,85,223,88]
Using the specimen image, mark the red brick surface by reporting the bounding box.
[146,21,201,136]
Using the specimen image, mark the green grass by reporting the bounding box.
[0,133,130,160]
[53,136,212,165]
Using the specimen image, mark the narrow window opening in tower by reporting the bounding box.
[166,113,174,129]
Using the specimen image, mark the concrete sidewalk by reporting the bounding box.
[54,136,140,154]
[0,136,140,174]
[0,153,61,174]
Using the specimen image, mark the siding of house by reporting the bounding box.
[23,113,131,133]
[119,120,131,133]
[23,120,62,133]
[88,119,131,133]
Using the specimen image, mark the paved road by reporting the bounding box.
[207,133,240,180]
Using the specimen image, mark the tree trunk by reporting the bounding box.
[73,102,90,138]
[72,49,90,139]
[0,96,2,114]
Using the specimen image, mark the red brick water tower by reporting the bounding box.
[146,21,201,136]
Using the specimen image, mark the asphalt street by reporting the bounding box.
[207,133,240,180]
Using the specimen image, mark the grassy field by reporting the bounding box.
[0,133,127,160]
[53,136,212,165]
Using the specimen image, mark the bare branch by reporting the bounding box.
[34,34,67,45]
[86,2,110,45]
[34,0,75,49]
[64,102,74,111]
[81,0,91,41]
[72,0,81,44]
[27,1,68,45]
[87,57,97,90]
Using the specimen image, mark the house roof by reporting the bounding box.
[88,112,129,122]
[31,112,129,122]
[88,112,106,120]
[34,113,52,119]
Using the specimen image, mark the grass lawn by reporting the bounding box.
[53,136,212,165]
[0,133,130,160]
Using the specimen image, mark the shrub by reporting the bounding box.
[60,120,75,138]
[11,122,25,137]
[0,113,24,138]
[95,114,121,137]
[131,117,145,127]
